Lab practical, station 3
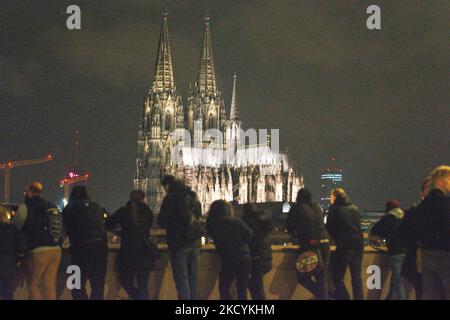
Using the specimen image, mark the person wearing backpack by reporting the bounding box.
[158,175,202,300]
[13,182,63,300]
[370,200,407,300]
[62,185,108,300]
[241,204,273,300]
[0,206,26,300]
[106,190,155,300]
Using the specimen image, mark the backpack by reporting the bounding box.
[180,191,205,244]
[28,202,64,247]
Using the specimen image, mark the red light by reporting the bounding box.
[47,154,53,160]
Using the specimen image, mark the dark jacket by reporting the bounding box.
[371,208,406,256]
[0,223,26,278]
[21,196,60,250]
[62,200,107,249]
[207,216,253,263]
[158,181,201,249]
[287,202,329,248]
[106,201,154,268]
[326,200,364,249]
[399,189,450,251]
[242,211,273,262]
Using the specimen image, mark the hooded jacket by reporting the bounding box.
[371,208,406,256]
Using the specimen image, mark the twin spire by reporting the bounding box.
[197,11,217,97]
[152,10,238,119]
[153,10,174,93]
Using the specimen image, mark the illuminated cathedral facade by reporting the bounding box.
[134,11,303,213]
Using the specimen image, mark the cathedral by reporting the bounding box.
[134,11,303,213]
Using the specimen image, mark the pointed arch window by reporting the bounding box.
[165,111,173,132]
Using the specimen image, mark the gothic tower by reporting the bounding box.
[187,12,226,145]
[135,10,183,212]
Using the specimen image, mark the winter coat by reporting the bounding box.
[326,200,364,249]
[0,223,26,278]
[371,208,406,256]
[157,181,202,250]
[207,216,253,263]
[62,200,107,249]
[242,211,273,262]
[287,202,329,248]
[399,189,450,251]
[106,201,154,269]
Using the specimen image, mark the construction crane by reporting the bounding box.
[0,154,53,203]
[60,172,90,205]
[59,129,90,205]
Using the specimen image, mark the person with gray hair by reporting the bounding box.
[405,165,450,299]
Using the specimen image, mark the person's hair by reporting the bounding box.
[331,188,348,204]
[161,174,176,188]
[129,190,145,203]
[69,185,90,202]
[296,188,312,204]
[421,176,432,192]
[208,200,233,220]
[0,206,11,223]
[430,165,450,184]
[26,181,44,195]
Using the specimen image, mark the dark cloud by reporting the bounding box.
[0,0,449,210]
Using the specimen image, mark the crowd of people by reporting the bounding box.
[0,165,448,300]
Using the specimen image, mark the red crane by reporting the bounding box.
[59,129,90,205]
[0,154,53,203]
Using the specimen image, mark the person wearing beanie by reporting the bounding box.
[370,199,407,299]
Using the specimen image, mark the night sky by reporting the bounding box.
[1,0,449,211]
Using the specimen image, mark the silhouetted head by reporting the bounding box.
[385,199,400,212]
[208,200,234,220]
[69,185,90,202]
[129,190,146,203]
[330,188,348,205]
[25,181,44,199]
[296,188,312,204]
[161,174,176,194]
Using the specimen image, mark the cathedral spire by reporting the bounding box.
[197,10,217,97]
[153,9,174,93]
[230,73,239,120]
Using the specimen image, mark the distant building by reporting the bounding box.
[320,159,343,210]
[134,11,303,213]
